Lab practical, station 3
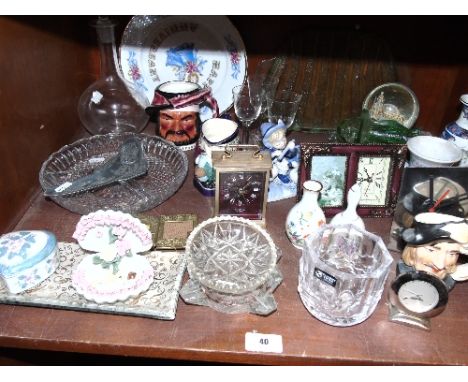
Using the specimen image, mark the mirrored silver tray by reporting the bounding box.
[39,133,188,215]
[0,243,186,320]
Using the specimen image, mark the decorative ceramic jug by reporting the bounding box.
[193,117,239,196]
[145,80,219,151]
[285,180,326,249]
[441,94,468,166]
[330,183,365,230]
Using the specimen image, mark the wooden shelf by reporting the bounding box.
[2,150,468,365]
[1,15,468,365]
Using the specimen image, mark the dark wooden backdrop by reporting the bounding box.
[1,16,467,233]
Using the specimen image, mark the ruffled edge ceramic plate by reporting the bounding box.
[71,210,155,304]
[120,15,247,119]
[72,253,154,304]
[73,210,153,253]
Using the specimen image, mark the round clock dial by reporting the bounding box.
[219,171,265,219]
[390,271,449,318]
[397,279,439,313]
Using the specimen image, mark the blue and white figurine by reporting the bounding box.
[261,120,300,202]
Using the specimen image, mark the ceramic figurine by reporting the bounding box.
[441,94,468,166]
[285,180,326,249]
[400,212,468,289]
[389,212,468,330]
[71,210,155,303]
[145,81,219,150]
[330,183,365,230]
[193,118,239,196]
[261,120,300,202]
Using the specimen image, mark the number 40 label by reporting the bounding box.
[245,332,283,354]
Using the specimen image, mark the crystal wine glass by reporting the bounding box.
[267,90,303,129]
[232,82,263,144]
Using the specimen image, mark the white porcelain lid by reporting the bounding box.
[202,118,238,144]
[0,231,56,277]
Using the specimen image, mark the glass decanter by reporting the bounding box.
[78,17,149,135]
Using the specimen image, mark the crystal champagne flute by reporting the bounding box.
[232,82,262,144]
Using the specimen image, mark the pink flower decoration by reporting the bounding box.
[116,239,132,257]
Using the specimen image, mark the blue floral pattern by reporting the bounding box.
[0,232,36,261]
[224,35,240,80]
[126,51,148,92]
[166,42,207,82]
[18,269,42,290]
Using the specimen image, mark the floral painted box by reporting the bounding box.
[0,230,58,294]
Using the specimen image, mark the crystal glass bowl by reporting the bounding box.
[298,224,393,326]
[39,133,188,214]
[363,82,419,128]
[181,216,282,315]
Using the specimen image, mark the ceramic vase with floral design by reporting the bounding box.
[286,180,326,249]
[441,94,468,166]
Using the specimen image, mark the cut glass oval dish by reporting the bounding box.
[180,216,282,315]
[39,133,188,214]
[120,15,247,119]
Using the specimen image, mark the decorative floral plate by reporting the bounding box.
[72,253,154,304]
[120,16,247,119]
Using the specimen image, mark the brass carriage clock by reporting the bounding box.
[212,146,272,226]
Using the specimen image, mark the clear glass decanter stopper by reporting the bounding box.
[78,17,149,135]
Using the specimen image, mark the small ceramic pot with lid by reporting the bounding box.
[0,230,58,293]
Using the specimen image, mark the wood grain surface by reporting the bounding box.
[1,15,468,365]
[1,149,468,365]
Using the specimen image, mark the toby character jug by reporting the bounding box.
[146,81,219,150]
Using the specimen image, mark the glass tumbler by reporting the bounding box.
[267,90,302,129]
[298,224,393,327]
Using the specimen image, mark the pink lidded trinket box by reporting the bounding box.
[0,230,58,294]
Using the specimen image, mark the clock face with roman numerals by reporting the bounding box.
[218,171,265,220]
[356,156,392,206]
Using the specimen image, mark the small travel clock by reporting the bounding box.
[388,271,449,331]
[356,156,392,206]
[212,146,271,226]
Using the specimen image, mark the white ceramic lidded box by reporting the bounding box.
[0,230,58,293]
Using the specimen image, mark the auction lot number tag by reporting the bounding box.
[245,331,283,354]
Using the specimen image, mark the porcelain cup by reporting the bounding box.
[407,136,462,167]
